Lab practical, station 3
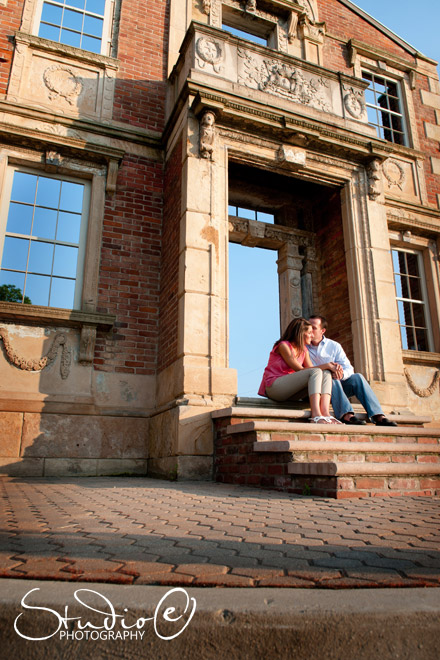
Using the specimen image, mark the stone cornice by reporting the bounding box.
[0,303,115,331]
[0,100,162,158]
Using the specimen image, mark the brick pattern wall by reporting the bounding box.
[0,0,22,96]
[414,74,440,207]
[113,0,169,132]
[319,0,440,207]
[320,0,414,71]
[94,155,162,375]
[158,137,182,373]
[315,190,353,362]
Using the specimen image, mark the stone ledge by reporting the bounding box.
[288,462,440,476]
[227,420,438,436]
[254,441,440,453]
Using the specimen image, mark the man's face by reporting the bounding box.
[309,318,325,343]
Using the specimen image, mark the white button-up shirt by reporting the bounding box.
[307,336,354,381]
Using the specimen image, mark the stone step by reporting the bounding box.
[213,406,431,427]
[226,419,439,439]
[213,410,440,499]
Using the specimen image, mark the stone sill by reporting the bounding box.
[14,31,120,70]
[0,302,115,331]
[403,350,440,366]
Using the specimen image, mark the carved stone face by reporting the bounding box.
[202,112,215,127]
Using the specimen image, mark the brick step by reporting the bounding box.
[213,410,440,499]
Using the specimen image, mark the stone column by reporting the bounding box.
[340,166,408,410]
[277,242,304,332]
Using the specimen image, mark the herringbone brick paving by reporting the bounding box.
[0,477,439,588]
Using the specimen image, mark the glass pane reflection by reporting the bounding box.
[2,237,29,271]
[6,203,33,235]
[50,278,75,308]
[57,212,81,243]
[33,207,57,240]
[26,274,51,306]
[11,172,37,204]
[60,181,84,213]
[53,245,78,278]
[28,241,54,275]
[36,177,61,209]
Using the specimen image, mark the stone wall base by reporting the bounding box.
[0,411,149,477]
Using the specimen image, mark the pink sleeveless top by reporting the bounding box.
[258,341,306,396]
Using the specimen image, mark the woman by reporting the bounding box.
[258,317,342,424]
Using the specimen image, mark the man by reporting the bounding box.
[307,315,397,426]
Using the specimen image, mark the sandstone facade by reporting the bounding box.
[0,0,439,477]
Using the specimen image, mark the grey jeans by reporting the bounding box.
[266,368,332,401]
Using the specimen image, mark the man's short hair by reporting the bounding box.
[310,314,328,330]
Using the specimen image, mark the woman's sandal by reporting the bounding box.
[325,416,343,424]
[309,416,331,424]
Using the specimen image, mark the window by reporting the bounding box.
[37,0,110,55]
[228,205,274,223]
[222,24,268,47]
[392,248,432,351]
[0,168,90,310]
[362,72,407,146]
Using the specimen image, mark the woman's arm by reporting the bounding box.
[304,350,342,377]
[277,342,306,372]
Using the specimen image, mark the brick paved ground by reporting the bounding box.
[0,477,439,588]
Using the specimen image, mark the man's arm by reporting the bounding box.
[329,341,354,380]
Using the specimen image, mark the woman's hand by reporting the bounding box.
[326,362,343,379]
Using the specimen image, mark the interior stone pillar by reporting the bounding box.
[277,242,304,332]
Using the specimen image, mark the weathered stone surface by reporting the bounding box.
[0,413,23,457]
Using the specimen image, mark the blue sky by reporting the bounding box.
[229,0,439,398]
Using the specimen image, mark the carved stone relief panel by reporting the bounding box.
[382,157,421,202]
[7,35,118,120]
[237,47,334,113]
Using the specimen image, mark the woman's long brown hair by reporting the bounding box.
[273,317,311,354]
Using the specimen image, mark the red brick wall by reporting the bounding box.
[320,0,414,71]
[413,73,440,207]
[157,137,182,373]
[319,0,440,207]
[113,0,169,132]
[315,190,354,363]
[0,0,22,95]
[94,154,163,375]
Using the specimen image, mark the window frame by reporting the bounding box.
[362,70,409,146]
[0,165,91,310]
[391,246,434,352]
[32,0,114,56]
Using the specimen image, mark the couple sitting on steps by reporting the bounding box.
[258,315,397,426]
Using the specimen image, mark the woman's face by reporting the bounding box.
[304,325,314,345]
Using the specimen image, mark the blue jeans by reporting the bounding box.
[331,373,383,420]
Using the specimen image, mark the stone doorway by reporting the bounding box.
[227,161,354,388]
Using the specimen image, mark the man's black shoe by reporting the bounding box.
[341,415,367,425]
[373,416,398,427]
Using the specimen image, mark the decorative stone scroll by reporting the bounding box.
[201,0,211,14]
[199,110,216,159]
[196,37,224,73]
[238,49,332,112]
[404,368,440,397]
[0,327,71,379]
[43,65,83,105]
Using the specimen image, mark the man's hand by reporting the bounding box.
[329,362,343,380]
